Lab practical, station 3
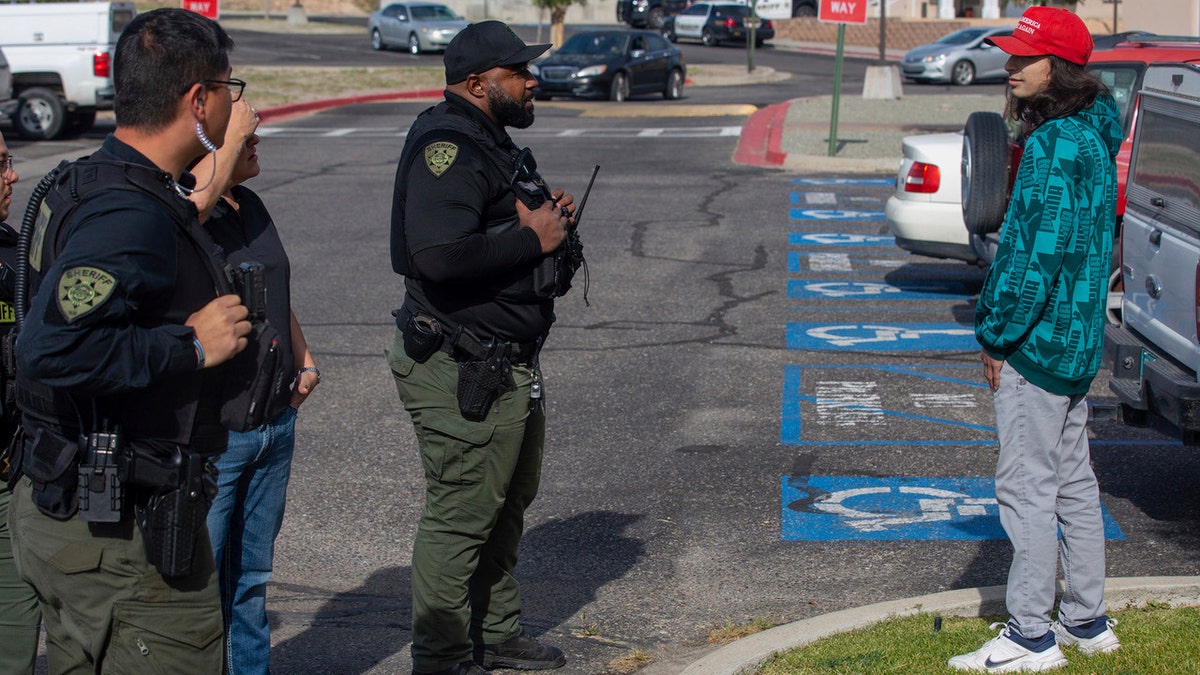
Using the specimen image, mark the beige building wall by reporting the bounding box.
[1075,0,1199,36]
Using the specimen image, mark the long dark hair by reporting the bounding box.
[1008,55,1107,138]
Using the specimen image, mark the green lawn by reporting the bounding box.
[757,604,1200,674]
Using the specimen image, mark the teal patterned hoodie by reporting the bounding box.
[975,94,1122,395]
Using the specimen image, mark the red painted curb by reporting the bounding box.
[257,89,443,124]
[734,100,789,166]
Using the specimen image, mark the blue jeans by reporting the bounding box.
[208,406,298,675]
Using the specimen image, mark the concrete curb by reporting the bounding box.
[678,576,1200,674]
[257,89,442,124]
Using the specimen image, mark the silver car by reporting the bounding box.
[369,2,468,55]
[901,26,1011,86]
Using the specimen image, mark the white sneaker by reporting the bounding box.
[1052,617,1120,655]
[947,622,1068,672]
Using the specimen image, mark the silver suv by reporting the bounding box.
[1105,63,1200,445]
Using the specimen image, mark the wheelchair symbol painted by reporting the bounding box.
[813,486,996,532]
[790,233,895,246]
[806,324,976,347]
[797,281,906,298]
[790,209,886,221]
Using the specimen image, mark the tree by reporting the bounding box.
[531,0,587,48]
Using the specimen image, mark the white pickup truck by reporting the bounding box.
[0,2,135,140]
[1105,62,1200,446]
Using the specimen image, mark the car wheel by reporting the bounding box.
[15,87,66,140]
[701,27,717,46]
[663,68,684,100]
[408,33,421,55]
[371,28,385,50]
[647,6,665,29]
[792,2,817,17]
[609,72,630,102]
[64,109,96,137]
[961,111,1010,236]
[951,60,976,86]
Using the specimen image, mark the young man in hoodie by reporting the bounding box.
[950,7,1123,672]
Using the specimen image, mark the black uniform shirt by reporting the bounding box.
[15,136,203,397]
[397,93,553,343]
[207,185,293,366]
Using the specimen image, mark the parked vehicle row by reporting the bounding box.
[888,34,1200,270]
[662,2,775,48]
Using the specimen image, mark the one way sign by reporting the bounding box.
[819,0,867,24]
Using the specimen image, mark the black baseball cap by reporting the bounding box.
[444,21,551,84]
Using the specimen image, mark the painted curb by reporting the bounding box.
[257,89,442,124]
[680,576,1200,674]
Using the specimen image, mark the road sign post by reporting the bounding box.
[818,0,868,156]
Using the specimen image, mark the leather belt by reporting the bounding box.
[396,306,542,366]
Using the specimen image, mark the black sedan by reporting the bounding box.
[531,30,686,102]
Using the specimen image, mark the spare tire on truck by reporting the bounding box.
[961,111,1012,236]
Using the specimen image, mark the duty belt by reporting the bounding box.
[396,306,542,366]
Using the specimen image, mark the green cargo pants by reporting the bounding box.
[1,483,41,675]
[387,330,545,673]
[9,477,224,674]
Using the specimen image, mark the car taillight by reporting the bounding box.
[903,161,940,194]
[763,19,772,28]
[94,52,110,78]
[724,17,736,28]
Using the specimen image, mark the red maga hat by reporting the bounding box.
[985,6,1093,65]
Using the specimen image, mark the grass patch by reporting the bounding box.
[606,647,655,673]
[709,616,780,645]
[756,604,1200,674]
[230,66,444,108]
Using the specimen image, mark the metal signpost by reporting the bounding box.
[817,0,868,156]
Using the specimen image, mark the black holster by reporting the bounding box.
[122,445,217,578]
[456,342,515,422]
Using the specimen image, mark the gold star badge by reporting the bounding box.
[424,141,458,178]
[57,266,116,322]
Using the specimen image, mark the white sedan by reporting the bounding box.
[884,131,978,265]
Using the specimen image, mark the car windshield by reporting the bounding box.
[410,5,461,20]
[934,27,993,45]
[558,33,628,55]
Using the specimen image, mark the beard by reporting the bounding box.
[487,83,535,129]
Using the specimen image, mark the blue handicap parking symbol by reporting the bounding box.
[787,280,974,300]
[789,233,895,247]
[781,475,1126,541]
[787,322,978,351]
[790,209,886,221]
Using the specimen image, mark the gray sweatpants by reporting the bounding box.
[993,361,1108,639]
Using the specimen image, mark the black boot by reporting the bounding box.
[478,631,566,670]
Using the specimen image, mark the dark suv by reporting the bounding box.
[616,0,689,30]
